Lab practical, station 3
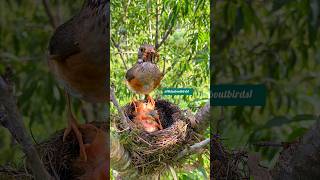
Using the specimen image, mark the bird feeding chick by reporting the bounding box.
[132,98,163,133]
[125,44,164,104]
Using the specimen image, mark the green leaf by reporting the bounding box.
[291,114,317,122]
[263,116,291,128]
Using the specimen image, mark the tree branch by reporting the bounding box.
[194,101,211,133]
[154,0,159,47]
[110,133,137,179]
[155,23,174,50]
[42,0,58,29]
[111,37,128,70]
[155,4,177,50]
[0,73,52,180]
[176,138,210,159]
[110,86,129,129]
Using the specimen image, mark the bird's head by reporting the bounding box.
[138,44,159,63]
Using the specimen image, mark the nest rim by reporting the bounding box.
[115,99,198,176]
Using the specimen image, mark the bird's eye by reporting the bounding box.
[140,47,145,52]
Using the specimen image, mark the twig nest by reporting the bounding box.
[115,99,198,176]
[0,122,109,180]
[37,122,108,180]
[210,137,249,179]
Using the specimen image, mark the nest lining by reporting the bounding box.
[210,137,249,180]
[38,122,108,179]
[116,99,198,175]
[0,122,108,180]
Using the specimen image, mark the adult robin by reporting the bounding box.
[125,44,164,103]
[47,0,108,161]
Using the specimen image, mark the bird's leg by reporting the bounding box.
[145,94,155,107]
[157,119,163,130]
[63,91,87,161]
[155,113,163,130]
[131,96,138,113]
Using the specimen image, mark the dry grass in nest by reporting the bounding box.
[0,165,32,180]
[0,122,108,180]
[210,137,249,180]
[37,121,108,179]
[115,99,199,176]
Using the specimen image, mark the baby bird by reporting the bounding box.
[132,99,163,133]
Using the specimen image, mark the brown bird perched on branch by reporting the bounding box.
[47,0,108,161]
[125,44,164,103]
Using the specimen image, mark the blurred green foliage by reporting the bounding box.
[111,0,210,179]
[0,0,94,166]
[2,0,319,179]
[214,0,320,167]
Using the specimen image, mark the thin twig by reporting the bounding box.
[155,5,177,50]
[162,57,166,75]
[168,165,178,180]
[147,0,153,41]
[176,138,210,159]
[111,37,128,70]
[110,86,129,129]
[253,141,286,148]
[156,23,174,50]
[155,0,159,47]
[42,0,58,29]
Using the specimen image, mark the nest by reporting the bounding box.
[210,136,249,180]
[0,122,108,180]
[37,121,108,179]
[115,99,199,176]
[0,165,32,180]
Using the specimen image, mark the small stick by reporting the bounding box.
[162,57,166,75]
[176,138,210,159]
[111,37,128,71]
[110,86,130,129]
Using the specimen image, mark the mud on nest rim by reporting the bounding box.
[115,99,199,176]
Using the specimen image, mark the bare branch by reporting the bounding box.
[0,72,52,180]
[253,141,285,148]
[176,138,210,159]
[42,0,58,29]
[162,57,166,75]
[156,23,174,50]
[110,86,129,129]
[155,4,177,50]
[111,37,128,70]
[154,0,159,47]
[194,101,211,133]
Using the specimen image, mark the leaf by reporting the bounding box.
[263,116,291,128]
[287,127,308,141]
[198,166,208,179]
[291,114,317,122]
[272,0,292,11]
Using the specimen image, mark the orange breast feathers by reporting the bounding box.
[48,52,108,102]
[125,62,163,95]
